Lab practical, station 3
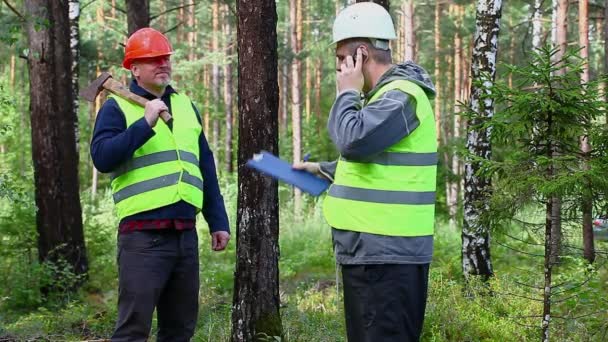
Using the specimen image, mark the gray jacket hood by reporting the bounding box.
[366,62,436,100]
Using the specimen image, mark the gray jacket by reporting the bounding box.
[320,62,436,265]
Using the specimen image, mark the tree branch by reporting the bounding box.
[2,0,24,21]
[81,0,98,11]
[111,2,126,14]
[163,21,183,35]
[150,3,195,21]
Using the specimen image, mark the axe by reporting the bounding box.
[80,72,173,128]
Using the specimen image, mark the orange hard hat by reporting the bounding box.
[122,28,173,69]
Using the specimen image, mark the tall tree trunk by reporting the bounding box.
[304,6,312,123]
[158,1,167,32]
[605,0,608,104]
[290,0,302,213]
[314,58,322,124]
[224,3,234,174]
[281,29,290,134]
[579,0,595,263]
[403,1,415,61]
[434,2,442,146]
[10,54,16,88]
[462,0,502,281]
[232,0,282,340]
[448,3,463,225]
[542,197,554,342]
[356,0,389,12]
[126,0,149,36]
[549,0,568,263]
[204,65,210,134]
[25,0,88,290]
[533,0,543,50]
[187,0,197,62]
[92,1,105,199]
[212,0,221,152]
[69,0,80,154]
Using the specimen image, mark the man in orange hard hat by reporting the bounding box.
[91,27,230,342]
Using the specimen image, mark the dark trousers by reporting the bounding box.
[341,264,430,342]
[111,229,199,342]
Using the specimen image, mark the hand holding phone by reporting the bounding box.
[337,47,365,93]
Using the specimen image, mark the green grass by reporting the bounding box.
[1,194,608,341]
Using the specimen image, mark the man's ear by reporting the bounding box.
[131,64,140,78]
[359,45,369,63]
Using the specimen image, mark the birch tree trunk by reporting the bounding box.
[462,0,502,280]
[232,0,282,339]
[25,0,88,291]
[69,0,79,154]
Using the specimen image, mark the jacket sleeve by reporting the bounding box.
[192,103,230,234]
[327,89,419,160]
[90,98,155,173]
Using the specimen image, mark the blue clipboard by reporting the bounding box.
[246,151,330,196]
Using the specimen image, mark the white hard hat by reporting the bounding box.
[332,2,397,45]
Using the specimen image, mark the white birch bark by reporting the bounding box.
[462,0,502,280]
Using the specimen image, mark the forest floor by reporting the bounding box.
[1,193,607,341]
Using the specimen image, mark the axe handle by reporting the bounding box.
[103,78,173,125]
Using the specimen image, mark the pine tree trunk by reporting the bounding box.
[224,3,234,174]
[462,0,502,281]
[91,2,105,199]
[434,2,442,145]
[204,66,210,134]
[314,58,322,123]
[549,0,568,264]
[158,1,167,32]
[403,1,415,61]
[232,0,282,340]
[188,0,197,62]
[579,0,595,263]
[25,0,88,290]
[290,0,302,213]
[212,0,221,152]
[126,0,149,36]
[281,30,290,134]
[10,54,15,88]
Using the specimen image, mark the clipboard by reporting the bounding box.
[246,151,330,196]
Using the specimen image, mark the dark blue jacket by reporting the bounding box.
[90,80,230,234]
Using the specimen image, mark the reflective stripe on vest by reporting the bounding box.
[109,93,204,220]
[111,150,199,180]
[323,79,437,237]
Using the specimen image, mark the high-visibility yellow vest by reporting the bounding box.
[109,93,204,220]
[323,80,437,236]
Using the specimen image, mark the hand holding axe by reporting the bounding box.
[80,72,173,128]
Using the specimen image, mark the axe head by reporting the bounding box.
[80,72,112,102]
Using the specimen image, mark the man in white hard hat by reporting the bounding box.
[295,2,437,341]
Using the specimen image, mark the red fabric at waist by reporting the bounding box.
[119,219,196,234]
